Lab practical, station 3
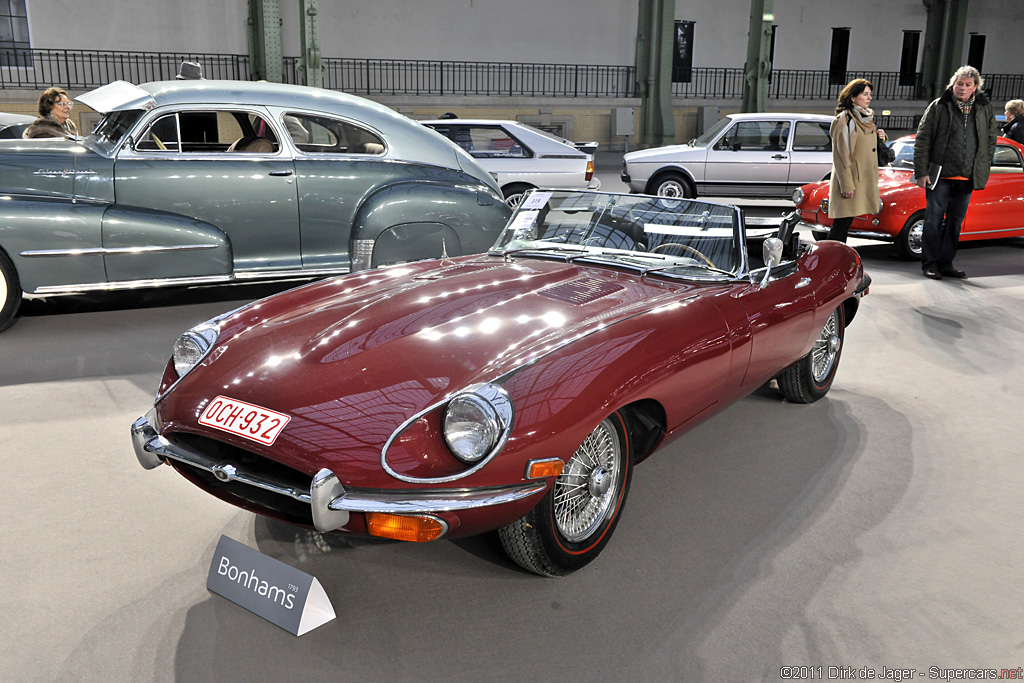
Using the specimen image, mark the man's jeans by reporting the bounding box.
[922,179,972,271]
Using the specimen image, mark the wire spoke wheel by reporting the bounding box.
[553,418,620,542]
[776,305,846,404]
[811,308,842,383]
[498,411,633,576]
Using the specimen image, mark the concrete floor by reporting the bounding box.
[2,174,1023,681]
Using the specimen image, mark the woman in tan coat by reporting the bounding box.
[827,79,887,242]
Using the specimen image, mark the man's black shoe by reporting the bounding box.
[940,267,966,279]
[923,268,942,280]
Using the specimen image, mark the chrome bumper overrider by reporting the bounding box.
[131,411,545,533]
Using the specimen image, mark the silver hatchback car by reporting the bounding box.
[422,118,599,207]
[622,112,834,199]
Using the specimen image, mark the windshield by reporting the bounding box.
[91,109,143,146]
[891,139,914,169]
[490,190,743,278]
[691,116,732,147]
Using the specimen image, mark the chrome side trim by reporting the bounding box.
[131,413,544,532]
[28,267,349,296]
[21,244,218,257]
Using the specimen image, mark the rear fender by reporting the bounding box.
[350,181,509,270]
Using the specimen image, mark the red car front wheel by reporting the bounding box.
[499,411,633,577]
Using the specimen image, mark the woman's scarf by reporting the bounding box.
[838,105,876,158]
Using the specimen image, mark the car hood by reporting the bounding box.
[162,255,696,473]
[625,144,700,163]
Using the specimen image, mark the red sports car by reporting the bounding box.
[793,135,1024,259]
[132,190,869,576]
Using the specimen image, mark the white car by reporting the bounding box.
[622,112,835,199]
[422,118,599,206]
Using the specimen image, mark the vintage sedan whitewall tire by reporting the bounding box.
[0,250,22,333]
[649,172,695,199]
[499,411,633,577]
[777,305,845,404]
[501,183,534,209]
[896,212,925,260]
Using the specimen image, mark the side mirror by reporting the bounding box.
[759,237,784,288]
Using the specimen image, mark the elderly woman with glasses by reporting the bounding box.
[23,87,78,138]
[1002,99,1024,145]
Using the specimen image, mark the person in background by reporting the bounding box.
[23,87,78,138]
[913,66,997,280]
[825,78,887,242]
[1001,99,1024,145]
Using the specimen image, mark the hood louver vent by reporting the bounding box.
[540,278,624,305]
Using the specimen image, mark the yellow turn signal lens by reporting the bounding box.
[366,513,445,542]
[526,458,564,479]
[585,160,595,181]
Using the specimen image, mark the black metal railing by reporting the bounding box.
[2,49,1023,105]
[283,57,635,98]
[0,48,250,89]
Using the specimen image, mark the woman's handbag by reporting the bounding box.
[877,136,895,166]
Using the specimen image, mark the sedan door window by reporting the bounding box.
[714,121,790,152]
[792,121,832,151]
[284,113,385,155]
[135,110,280,154]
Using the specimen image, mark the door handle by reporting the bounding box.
[268,170,294,177]
[772,154,787,160]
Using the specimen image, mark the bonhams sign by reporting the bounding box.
[206,535,336,636]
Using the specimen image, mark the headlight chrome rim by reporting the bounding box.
[792,187,805,205]
[443,383,514,464]
[172,324,219,377]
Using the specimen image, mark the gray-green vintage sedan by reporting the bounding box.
[0,80,511,331]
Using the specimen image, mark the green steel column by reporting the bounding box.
[635,0,675,147]
[741,0,773,113]
[248,0,283,83]
[298,0,322,88]
[920,0,970,100]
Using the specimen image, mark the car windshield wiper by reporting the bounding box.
[640,261,735,278]
[495,245,590,259]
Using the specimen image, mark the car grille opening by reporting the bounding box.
[170,432,316,526]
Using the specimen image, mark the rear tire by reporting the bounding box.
[499,411,632,576]
[777,305,845,403]
[0,250,22,333]
[501,183,534,209]
[648,172,695,199]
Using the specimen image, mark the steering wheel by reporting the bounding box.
[651,242,716,268]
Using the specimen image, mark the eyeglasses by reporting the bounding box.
[56,101,73,109]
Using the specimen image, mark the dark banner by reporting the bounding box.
[673,21,694,84]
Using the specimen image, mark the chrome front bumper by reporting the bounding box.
[131,410,545,533]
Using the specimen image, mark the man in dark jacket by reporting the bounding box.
[913,66,997,280]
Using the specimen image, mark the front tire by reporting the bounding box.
[777,305,845,403]
[0,250,22,333]
[499,411,633,576]
[648,172,695,199]
[896,212,924,260]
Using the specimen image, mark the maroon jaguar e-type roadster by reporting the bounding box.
[133,190,869,576]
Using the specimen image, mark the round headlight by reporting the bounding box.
[444,394,500,463]
[172,325,219,376]
[792,187,805,205]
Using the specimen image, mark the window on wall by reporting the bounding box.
[829,27,850,86]
[967,34,986,73]
[899,31,921,87]
[0,0,30,67]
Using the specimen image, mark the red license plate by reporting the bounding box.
[198,396,291,446]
